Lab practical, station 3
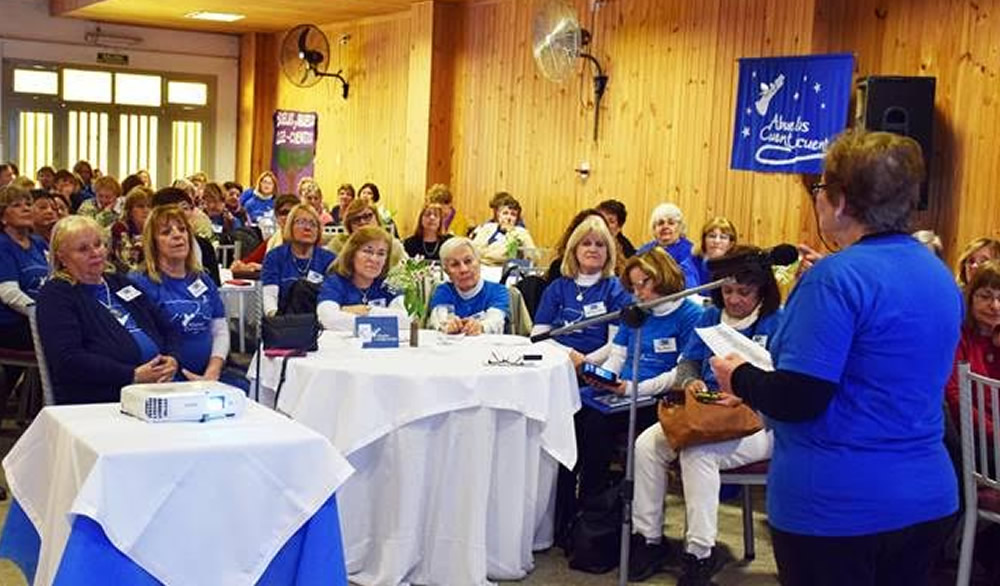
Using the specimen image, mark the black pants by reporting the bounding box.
[554,403,659,542]
[770,513,957,586]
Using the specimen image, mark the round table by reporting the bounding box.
[251,331,580,586]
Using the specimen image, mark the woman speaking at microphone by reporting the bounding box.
[712,129,962,586]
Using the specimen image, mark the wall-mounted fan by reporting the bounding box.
[280,24,349,99]
[532,0,608,141]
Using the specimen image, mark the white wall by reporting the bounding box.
[0,0,240,180]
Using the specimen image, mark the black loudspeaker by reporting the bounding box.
[855,76,936,210]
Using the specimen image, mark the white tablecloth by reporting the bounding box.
[2,403,354,586]
[251,332,580,585]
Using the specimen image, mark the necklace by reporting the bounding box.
[292,247,314,277]
[422,239,440,257]
[97,279,127,324]
[575,283,586,302]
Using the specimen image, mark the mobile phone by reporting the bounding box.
[693,389,722,403]
[582,362,619,385]
[264,348,307,358]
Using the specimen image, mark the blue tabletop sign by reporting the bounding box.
[355,316,399,349]
[731,53,854,174]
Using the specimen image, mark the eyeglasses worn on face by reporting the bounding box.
[359,246,388,258]
[809,183,829,199]
[293,218,318,229]
[973,290,1000,304]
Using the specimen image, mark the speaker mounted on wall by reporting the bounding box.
[855,76,936,210]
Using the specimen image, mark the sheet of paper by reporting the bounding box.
[694,322,775,372]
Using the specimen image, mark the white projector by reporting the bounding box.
[120,381,247,422]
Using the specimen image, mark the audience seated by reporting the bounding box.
[152,188,220,285]
[77,175,122,230]
[231,193,299,272]
[203,182,243,236]
[72,160,95,202]
[261,203,336,316]
[330,183,355,226]
[298,178,333,226]
[223,181,250,226]
[956,237,1000,291]
[37,216,179,404]
[358,182,398,237]
[597,199,636,259]
[690,217,738,285]
[629,245,783,583]
[0,185,49,359]
[470,193,536,266]
[135,169,152,188]
[110,186,153,275]
[317,226,408,333]
[428,237,509,335]
[129,205,229,382]
[403,203,452,261]
[326,199,407,267]
[636,203,699,287]
[0,163,13,188]
[30,190,58,243]
[239,171,278,225]
[427,184,469,237]
[54,169,83,213]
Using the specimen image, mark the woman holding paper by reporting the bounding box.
[627,245,782,584]
[317,226,408,333]
[712,129,961,586]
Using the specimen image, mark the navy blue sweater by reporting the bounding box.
[36,273,180,405]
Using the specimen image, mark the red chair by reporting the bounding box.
[719,459,769,561]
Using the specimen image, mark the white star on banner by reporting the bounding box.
[751,71,757,78]
[741,126,751,138]
[820,102,827,109]
[813,82,822,93]
[803,75,808,82]
[745,107,752,115]
[793,92,800,101]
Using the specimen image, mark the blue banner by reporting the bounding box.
[731,53,854,174]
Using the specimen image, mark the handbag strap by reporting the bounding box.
[273,354,301,412]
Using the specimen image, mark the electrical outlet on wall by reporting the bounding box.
[576,160,591,179]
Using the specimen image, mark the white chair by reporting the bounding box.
[956,363,1000,586]
[27,305,54,407]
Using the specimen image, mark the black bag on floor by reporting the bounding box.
[566,484,622,574]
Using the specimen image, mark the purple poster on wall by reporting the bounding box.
[271,110,318,193]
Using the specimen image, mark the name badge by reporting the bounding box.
[212,224,223,234]
[752,334,769,348]
[187,279,208,298]
[368,298,387,308]
[306,270,324,284]
[653,337,677,353]
[582,301,607,318]
[116,285,142,302]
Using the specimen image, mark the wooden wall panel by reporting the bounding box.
[256,0,1000,263]
[271,13,412,215]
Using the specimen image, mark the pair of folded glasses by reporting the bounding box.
[484,351,542,367]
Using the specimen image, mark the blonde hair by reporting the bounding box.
[298,177,322,199]
[957,237,1000,287]
[333,226,392,279]
[141,205,202,283]
[560,216,617,278]
[281,203,322,244]
[620,247,685,296]
[696,217,738,256]
[49,215,108,282]
[255,170,278,194]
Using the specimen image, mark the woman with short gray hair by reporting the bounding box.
[427,238,509,335]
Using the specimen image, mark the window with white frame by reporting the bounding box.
[4,62,214,187]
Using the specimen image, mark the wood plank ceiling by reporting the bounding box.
[50,0,466,33]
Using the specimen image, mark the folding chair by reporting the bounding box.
[26,305,54,407]
[215,241,242,269]
[956,363,1000,586]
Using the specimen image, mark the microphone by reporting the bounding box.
[706,244,799,279]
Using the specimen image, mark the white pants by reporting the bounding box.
[632,423,773,554]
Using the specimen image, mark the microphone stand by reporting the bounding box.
[530,277,732,586]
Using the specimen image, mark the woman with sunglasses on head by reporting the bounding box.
[326,199,407,268]
[261,203,336,316]
[317,226,408,333]
[712,129,962,586]
[628,245,783,584]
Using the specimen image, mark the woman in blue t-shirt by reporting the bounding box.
[261,204,337,316]
[689,217,738,286]
[628,245,782,583]
[427,237,509,335]
[713,130,962,586]
[532,215,632,367]
[635,203,699,287]
[130,205,228,381]
[0,185,49,351]
[239,171,278,225]
[575,247,702,502]
[317,226,408,333]
[37,216,179,404]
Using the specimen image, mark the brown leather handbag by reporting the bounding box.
[657,387,763,450]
